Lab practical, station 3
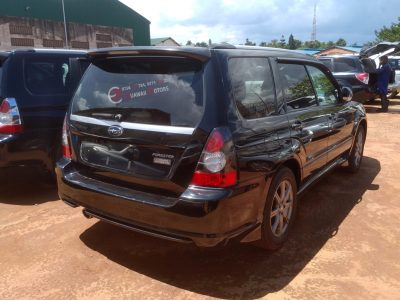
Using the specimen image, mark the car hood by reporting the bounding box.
[361,41,400,58]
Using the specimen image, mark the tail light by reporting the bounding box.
[62,115,72,159]
[0,98,23,134]
[355,72,369,84]
[190,127,237,188]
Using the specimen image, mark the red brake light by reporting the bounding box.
[62,116,72,159]
[355,72,369,84]
[190,127,237,188]
[0,98,23,134]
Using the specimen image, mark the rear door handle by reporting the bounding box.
[291,121,304,130]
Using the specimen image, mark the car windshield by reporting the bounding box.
[71,57,205,127]
[333,57,360,73]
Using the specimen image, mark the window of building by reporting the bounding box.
[96,34,112,42]
[11,38,34,47]
[278,63,317,110]
[71,41,89,49]
[43,39,64,48]
[9,25,32,35]
[228,57,277,119]
[97,42,113,48]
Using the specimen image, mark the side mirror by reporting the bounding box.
[341,86,353,102]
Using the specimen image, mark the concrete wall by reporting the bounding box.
[0,16,133,50]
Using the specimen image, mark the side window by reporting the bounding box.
[278,63,316,110]
[228,57,276,119]
[24,56,70,95]
[306,65,338,106]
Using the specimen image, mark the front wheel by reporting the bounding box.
[347,126,366,173]
[257,167,298,250]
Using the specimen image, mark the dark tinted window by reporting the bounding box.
[228,57,276,119]
[306,65,338,106]
[320,59,333,71]
[278,63,317,110]
[24,56,70,95]
[0,66,2,91]
[333,57,360,72]
[71,57,204,127]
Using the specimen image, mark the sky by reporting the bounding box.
[119,0,400,46]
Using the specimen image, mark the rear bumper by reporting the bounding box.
[56,159,265,247]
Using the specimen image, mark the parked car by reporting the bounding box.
[318,55,376,103]
[388,56,400,98]
[0,49,87,175]
[57,45,367,250]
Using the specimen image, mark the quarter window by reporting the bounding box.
[24,57,70,95]
[306,65,338,106]
[228,57,276,119]
[278,63,317,110]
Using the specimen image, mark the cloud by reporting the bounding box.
[120,0,400,45]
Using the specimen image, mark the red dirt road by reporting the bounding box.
[0,99,400,299]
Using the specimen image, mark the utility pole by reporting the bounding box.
[311,3,317,42]
[61,0,69,48]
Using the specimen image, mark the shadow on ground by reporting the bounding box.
[0,167,58,205]
[79,156,380,299]
[364,97,400,114]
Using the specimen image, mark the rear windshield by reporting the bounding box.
[332,57,361,73]
[71,57,204,127]
[389,58,400,70]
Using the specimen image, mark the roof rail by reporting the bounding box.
[210,43,236,49]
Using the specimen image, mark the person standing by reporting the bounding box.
[376,55,392,112]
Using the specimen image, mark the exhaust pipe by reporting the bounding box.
[63,199,78,208]
[82,209,93,219]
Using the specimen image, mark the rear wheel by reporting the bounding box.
[347,126,365,173]
[257,167,298,250]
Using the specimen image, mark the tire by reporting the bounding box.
[257,167,298,250]
[347,125,366,173]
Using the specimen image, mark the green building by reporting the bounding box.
[0,0,150,50]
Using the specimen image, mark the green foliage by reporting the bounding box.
[375,17,400,42]
[335,38,347,46]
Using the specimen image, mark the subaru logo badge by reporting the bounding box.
[108,125,124,137]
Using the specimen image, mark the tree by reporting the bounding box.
[287,34,302,50]
[259,41,267,47]
[327,41,335,47]
[195,41,208,47]
[279,35,286,48]
[186,40,192,46]
[375,17,400,42]
[245,38,256,46]
[335,38,347,47]
[267,39,279,48]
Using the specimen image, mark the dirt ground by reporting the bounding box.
[1,98,400,300]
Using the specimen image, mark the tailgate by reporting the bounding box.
[69,55,208,195]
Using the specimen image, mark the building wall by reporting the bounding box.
[0,16,133,50]
[0,0,150,46]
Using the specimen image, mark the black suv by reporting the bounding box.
[0,49,86,174]
[57,46,367,250]
[319,55,376,103]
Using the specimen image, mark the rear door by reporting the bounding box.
[305,65,355,162]
[275,61,331,179]
[69,56,208,195]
